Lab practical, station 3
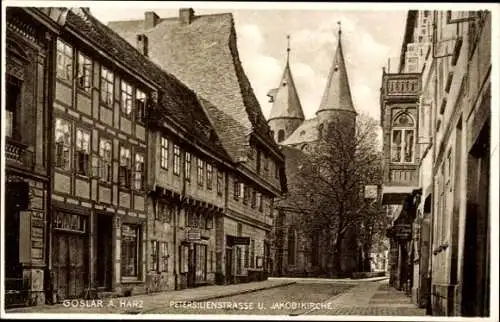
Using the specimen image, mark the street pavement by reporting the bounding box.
[5,277,427,317]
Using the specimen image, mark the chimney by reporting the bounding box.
[137,34,148,56]
[145,11,159,29]
[179,8,195,25]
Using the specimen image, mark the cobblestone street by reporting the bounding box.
[6,277,426,316]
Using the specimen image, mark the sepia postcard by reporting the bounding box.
[1,1,498,320]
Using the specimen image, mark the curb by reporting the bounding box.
[137,281,297,314]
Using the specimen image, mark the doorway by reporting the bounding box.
[95,214,113,290]
[52,233,88,299]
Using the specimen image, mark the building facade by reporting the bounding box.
[380,10,492,317]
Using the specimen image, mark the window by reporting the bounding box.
[56,39,73,81]
[318,124,324,140]
[217,171,223,195]
[160,242,169,272]
[206,163,213,190]
[250,239,255,268]
[251,190,256,208]
[257,193,263,212]
[6,77,21,139]
[121,81,133,116]
[150,240,159,271]
[75,128,90,176]
[233,178,240,200]
[134,153,145,191]
[288,227,296,265]
[256,150,261,174]
[119,146,132,188]
[185,152,191,182]
[77,52,92,91]
[391,113,415,163]
[197,158,204,187]
[264,153,269,171]
[243,185,250,204]
[55,118,72,170]
[100,66,114,106]
[136,89,147,122]
[173,145,181,176]
[277,129,285,143]
[160,137,169,169]
[121,224,140,278]
[210,251,214,273]
[99,138,112,182]
[157,202,172,223]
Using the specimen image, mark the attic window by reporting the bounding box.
[282,81,287,87]
[334,64,339,71]
[300,130,306,136]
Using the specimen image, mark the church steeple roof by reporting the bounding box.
[267,35,305,121]
[317,22,356,114]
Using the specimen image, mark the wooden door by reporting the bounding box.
[53,233,87,300]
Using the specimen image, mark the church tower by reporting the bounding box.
[316,22,357,138]
[267,36,305,144]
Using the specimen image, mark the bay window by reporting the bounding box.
[391,113,415,163]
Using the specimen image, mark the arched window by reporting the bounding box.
[277,129,285,143]
[391,112,415,163]
[287,227,296,265]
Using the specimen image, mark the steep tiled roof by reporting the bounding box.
[108,11,281,160]
[268,60,305,121]
[317,30,356,114]
[65,9,230,161]
[281,118,319,146]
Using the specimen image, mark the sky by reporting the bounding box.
[89,3,408,122]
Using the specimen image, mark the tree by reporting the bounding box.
[285,113,384,276]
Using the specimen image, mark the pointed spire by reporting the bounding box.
[267,35,305,121]
[316,22,356,114]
